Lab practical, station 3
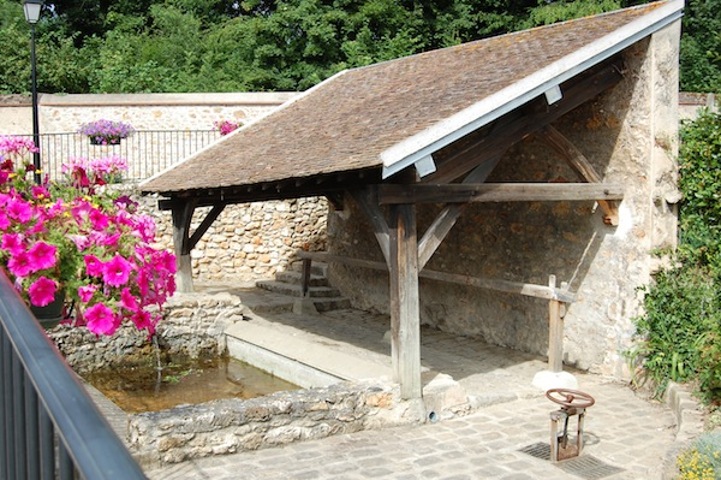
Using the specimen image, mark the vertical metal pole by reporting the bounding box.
[39,409,53,480]
[25,372,40,480]
[3,335,16,479]
[0,331,6,479]
[30,22,41,184]
[13,353,27,480]
[58,443,73,480]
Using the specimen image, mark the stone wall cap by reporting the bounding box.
[40,92,299,108]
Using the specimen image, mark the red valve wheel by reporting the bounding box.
[545,388,595,409]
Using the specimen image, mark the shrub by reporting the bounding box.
[632,109,721,403]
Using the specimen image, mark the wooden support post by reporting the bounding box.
[548,275,563,372]
[171,200,196,293]
[389,204,422,399]
[301,258,312,298]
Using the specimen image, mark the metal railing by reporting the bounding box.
[14,130,221,182]
[0,271,147,480]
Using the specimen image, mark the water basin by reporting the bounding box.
[83,356,300,413]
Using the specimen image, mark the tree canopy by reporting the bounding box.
[1,0,718,94]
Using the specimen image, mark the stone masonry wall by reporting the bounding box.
[127,380,422,467]
[1,92,296,135]
[51,292,247,374]
[138,192,328,282]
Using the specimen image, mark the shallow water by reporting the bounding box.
[83,356,300,413]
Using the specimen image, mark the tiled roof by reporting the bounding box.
[141,1,677,195]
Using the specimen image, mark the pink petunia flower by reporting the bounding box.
[7,251,32,278]
[84,254,104,277]
[6,197,33,223]
[2,233,25,256]
[84,303,117,336]
[26,241,57,272]
[120,288,139,311]
[0,212,9,230]
[27,276,58,307]
[102,254,132,287]
[89,209,110,231]
[77,284,98,303]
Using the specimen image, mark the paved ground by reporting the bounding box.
[127,284,686,479]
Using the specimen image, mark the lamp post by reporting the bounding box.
[23,0,43,184]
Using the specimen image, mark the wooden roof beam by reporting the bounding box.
[425,57,625,184]
[378,183,624,204]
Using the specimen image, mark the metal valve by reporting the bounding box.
[546,388,595,462]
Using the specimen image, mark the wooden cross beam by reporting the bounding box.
[378,183,624,205]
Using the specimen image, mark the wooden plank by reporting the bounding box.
[420,269,575,303]
[297,251,575,302]
[389,204,422,399]
[379,183,624,204]
[171,199,197,293]
[537,125,619,225]
[547,275,564,372]
[417,156,502,270]
[349,188,391,266]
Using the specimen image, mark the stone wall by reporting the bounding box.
[128,380,422,467]
[1,92,296,135]
[51,292,246,373]
[327,24,681,378]
[138,192,328,282]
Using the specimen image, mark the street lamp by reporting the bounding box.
[23,0,43,184]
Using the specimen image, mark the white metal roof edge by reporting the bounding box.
[141,70,348,191]
[380,0,684,180]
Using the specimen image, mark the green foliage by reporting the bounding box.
[0,0,717,94]
[521,0,622,28]
[633,110,721,403]
[679,0,721,93]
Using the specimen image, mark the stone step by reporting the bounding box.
[275,270,329,287]
[255,280,341,298]
[312,297,352,312]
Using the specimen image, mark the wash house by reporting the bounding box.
[141,0,683,399]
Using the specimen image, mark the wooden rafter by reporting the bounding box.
[536,125,620,225]
[425,57,624,184]
[349,188,391,266]
[417,155,502,270]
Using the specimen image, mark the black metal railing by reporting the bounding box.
[0,271,147,480]
[12,130,221,182]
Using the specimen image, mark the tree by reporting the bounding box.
[0,0,718,94]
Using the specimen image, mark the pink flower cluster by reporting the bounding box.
[0,136,176,337]
[214,119,241,136]
[62,155,128,188]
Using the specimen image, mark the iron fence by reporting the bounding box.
[0,271,147,480]
[12,130,221,182]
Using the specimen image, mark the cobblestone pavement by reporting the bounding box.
[145,374,676,480]
[140,286,683,479]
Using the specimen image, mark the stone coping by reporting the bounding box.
[39,92,298,107]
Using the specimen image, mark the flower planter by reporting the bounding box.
[90,137,121,146]
[30,290,65,330]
